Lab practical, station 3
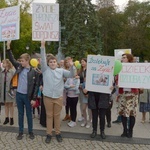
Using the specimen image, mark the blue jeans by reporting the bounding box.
[16,92,33,133]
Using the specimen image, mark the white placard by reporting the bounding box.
[85,55,115,94]
[114,49,131,60]
[0,5,20,41]
[32,3,59,41]
[118,63,150,89]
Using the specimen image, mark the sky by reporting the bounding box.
[33,0,145,10]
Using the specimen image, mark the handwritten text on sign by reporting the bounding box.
[86,55,115,94]
[0,5,20,41]
[32,3,59,41]
[118,63,150,89]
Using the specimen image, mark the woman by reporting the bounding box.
[139,89,150,123]
[118,53,139,138]
[0,59,16,125]
[78,58,91,128]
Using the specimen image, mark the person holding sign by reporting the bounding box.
[6,41,39,140]
[118,53,139,138]
[86,90,113,139]
[40,41,76,143]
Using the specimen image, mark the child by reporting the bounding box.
[6,40,39,140]
[64,73,80,127]
[40,41,76,143]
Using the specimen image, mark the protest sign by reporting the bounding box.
[114,49,131,60]
[85,55,115,94]
[32,3,59,41]
[118,63,150,89]
[0,5,20,41]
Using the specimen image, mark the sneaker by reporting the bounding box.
[29,132,35,140]
[56,134,62,142]
[112,120,121,123]
[68,121,76,127]
[45,134,52,144]
[67,121,73,126]
[78,117,84,122]
[81,122,86,127]
[16,133,23,140]
[86,123,91,129]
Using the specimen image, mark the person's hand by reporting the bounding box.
[83,89,88,94]
[110,86,114,91]
[31,100,36,107]
[68,59,74,66]
[40,85,43,91]
[7,40,11,49]
[41,40,45,48]
[70,85,75,88]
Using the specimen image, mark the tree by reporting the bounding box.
[96,6,123,56]
[57,0,102,59]
[119,0,150,61]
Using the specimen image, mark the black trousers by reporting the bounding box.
[92,108,107,132]
[65,97,70,115]
[67,97,78,122]
[106,101,113,123]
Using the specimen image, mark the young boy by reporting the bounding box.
[6,41,39,140]
[40,41,76,143]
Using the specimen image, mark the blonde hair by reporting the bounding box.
[20,53,30,61]
[2,59,13,69]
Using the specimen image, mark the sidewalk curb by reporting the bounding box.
[0,125,150,145]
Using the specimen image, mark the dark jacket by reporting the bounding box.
[7,49,39,101]
[88,92,111,109]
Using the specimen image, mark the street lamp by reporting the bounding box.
[56,21,65,62]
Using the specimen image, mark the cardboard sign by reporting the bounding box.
[114,49,131,60]
[32,3,59,41]
[85,55,115,94]
[0,5,20,41]
[118,63,150,89]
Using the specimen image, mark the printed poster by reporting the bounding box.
[32,3,59,41]
[0,5,20,41]
[86,55,115,94]
[118,63,150,89]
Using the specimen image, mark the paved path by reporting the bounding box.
[0,101,150,149]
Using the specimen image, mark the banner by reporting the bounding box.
[118,63,150,89]
[85,55,115,94]
[32,3,59,41]
[0,5,20,41]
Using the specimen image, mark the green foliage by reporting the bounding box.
[57,0,102,59]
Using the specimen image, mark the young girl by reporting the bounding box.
[64,73,80,127]
[78,58,91,128]
[0,59,16,125]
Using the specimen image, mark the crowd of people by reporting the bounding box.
[0,40,149,144]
